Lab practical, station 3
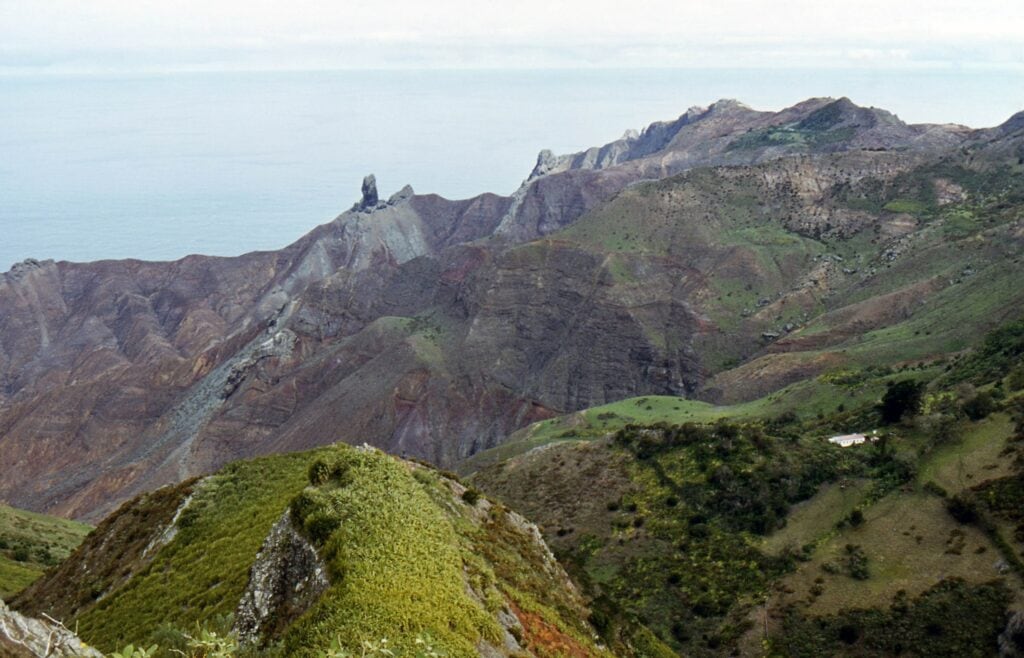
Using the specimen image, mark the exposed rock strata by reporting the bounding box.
[234,510,329,645]
[0,600,102,657]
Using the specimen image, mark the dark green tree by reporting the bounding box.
[879,379,924,424]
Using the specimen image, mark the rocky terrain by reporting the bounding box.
[1,97,1022,522]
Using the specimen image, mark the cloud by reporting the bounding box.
[1,0,1022,73]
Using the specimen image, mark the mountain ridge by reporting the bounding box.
[1,97,1022,521]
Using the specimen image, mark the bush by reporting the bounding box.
[845,544,869,580]
[1008,364,1024,391]
[303,511,341,545]
[461,488,480,506]
[308,459,332,486]
[946,494,979,524]
[923,480,948,498]
[962,392,996,421]
[847,508,865,527]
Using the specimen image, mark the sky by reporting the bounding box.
[1,0,1022,73]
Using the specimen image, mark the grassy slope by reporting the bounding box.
[0,503,91,598]
[53,444,608,657]
[548,143,1024,403]
[460,365,938,475]
[741,411,1024,654]
[75,450,322,649]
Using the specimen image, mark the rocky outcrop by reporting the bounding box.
[387,184,415,205]
[359,174,379,211]
[233,510,329,645]
[0,600,102,658]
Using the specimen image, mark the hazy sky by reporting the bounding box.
[1,0,1022,73]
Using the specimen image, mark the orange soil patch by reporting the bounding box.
[510,601,595,658]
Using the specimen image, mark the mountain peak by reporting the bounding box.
[707,98,752,113]
[997,110,1024,134]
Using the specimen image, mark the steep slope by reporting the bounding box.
[0,98,1019,521]
[12,443,616,658]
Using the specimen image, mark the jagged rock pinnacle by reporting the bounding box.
[360,174,379,211]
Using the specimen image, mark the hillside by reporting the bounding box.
[10,443,621,657]
[468,322,1024,655]
[0,504,91,598]
[3,98,1022,522]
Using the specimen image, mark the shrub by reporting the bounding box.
[946,494,979,524]
[1008,364,1024,391]
[923,480,948,498]
[845,544,869,580]
[308,459,332,486]
[304,511,341,545]
[460,488,480,506]
[962,392,996,421]
[838,623,860,645]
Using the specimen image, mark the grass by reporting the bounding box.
[760,479,872,556]
[0,557,42,598]
[773,492,1006,615]
[882,198,930,215]
[283,448,497,657]
[75,449,329,650]
[461,365,924,475]
[0,503,92,598]
[917,414,1015,493]
[765,409,1020,622]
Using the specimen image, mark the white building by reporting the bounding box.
[828,431,877,447]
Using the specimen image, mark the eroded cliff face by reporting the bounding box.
[233,511,329,644]
[0,600,102,658]
[1,97,1019,520]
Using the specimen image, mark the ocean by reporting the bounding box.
[1,68,1021,269]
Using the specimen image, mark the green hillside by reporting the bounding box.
[0,503,91,597]
[470,320,1024,656]
[13,445,614,658]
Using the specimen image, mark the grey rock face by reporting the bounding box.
[234,510,329,645]
[0,600,102,657]
[387,184,415,205]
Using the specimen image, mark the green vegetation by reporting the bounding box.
[879,379,924,424]
[15,444,606,658]
[284,449,496,657]
[0,503,91,597]
[472,320,1024,656]
[726,122,857,152]
[74,450,330,650]
[771,578,1012,657]
[943,318,1024,385]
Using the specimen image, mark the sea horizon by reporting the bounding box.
[2,66,1022,269]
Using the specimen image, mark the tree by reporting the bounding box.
[962,392,995,421]
[879,380,924,424]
